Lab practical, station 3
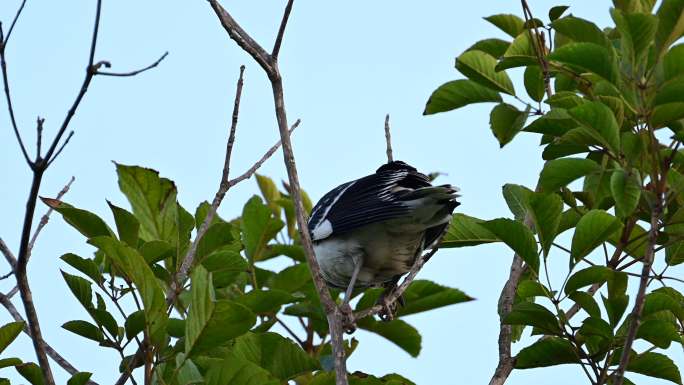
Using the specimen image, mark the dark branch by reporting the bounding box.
[0,23,32,166]
[272,0,294,59]
[36,117,44,159]
[4,0,27,46]
[46,130,74,166]
[96,51,169,77]
[208,0,273,75]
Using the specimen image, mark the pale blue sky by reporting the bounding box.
[1,1,682,384]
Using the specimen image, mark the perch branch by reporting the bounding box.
[0,237,17,270]
[0,292,99,385]
[384,114,393,163]
[96,52,169,77]
[206,1,349,383]
[272,0,294,59]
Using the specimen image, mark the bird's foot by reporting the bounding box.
[377,293,399,322]
[339,302,357,334]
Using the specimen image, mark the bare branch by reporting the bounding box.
[272,0,294,59]
[28,177,75,256]
[0,237,17,270]
[227,120,299,187]
[0,292,99,385]
[384,114,393,163]
[36,117,44,159]
[0,23,32,166]
[96,51,169,77]
[170,66,247,297]
[208,0,273,75]
[206,2,350,383]
[46,130,74,166]
[4,0,28,46]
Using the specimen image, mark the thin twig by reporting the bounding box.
[4,0,27,46]
[384,114,393,163]
[27,177,75,256]
[0,292,99,385]
[0,237,17,269]
[36,117,44,160]
[272,0,294,59]
[46,131,74,166]
[275,317,305,347]
[0,22,32,166]
[96,52,169,77]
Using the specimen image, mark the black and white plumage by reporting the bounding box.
[308,161,460,294]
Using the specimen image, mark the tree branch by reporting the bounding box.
[28,176,75,257]
[95,52,169,77]
[4,0,27,46]
[384,114,393,163]
[206,2,349,383]
[272,0,294,59]
[0,292,99,385]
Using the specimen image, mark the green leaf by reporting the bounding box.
[61,271,93,310]
[610,169,641,218]
[423,80,502,115]
[0,358,21,369]
[260,244,305,262]
[241,196,284,261]
[637,319,680,348]
[357,317,421,357]
[502,184,532,222]
[565,266,613,294]
[47,201,112,239]
[567,101,620,155]
[612,10,658,63]
[524,65,545,102]
[652,78,684,127]
[579,316,613,340]
[551,16,611,47]
[175,354,203,385]
[232,332,319,379]
[205,353,279,385]
[194,201,225,228]
[515,337,579,368]
[484,14,525,38]
[539,158,600,192]
[517,280,551,298]
[62,320,104,343]
[185,266,256,356]
[482,218,539,273]
[115,163,179,244]
[167,318,185,338]
[613,0,657,13]
[197,222,237,261]
[455,50,515,94]
[627,352,682,384]
[568,291,601,318]
[528,193,563,257]
[496,32,538,71]
[107,201,139,247]
[0,322,23,354]
[124,310,145,340]
[549,6,569,21]
[643,292,684,321]
[60,253,103,284]
[255,174,282,218]
[234,289,295,315]
[664,44,684,81]
[397,280,473,316]
[570,210,622,261]
[504,302,561,334]
[441,213,499,247]
[67,372,92,385]
[548,43,619,84]
[139,240,174,265]
[603,294,629,328]
[88,236,167,342]
[655,0,684,55]
[466,38,510,58]
[15,363,44,385]
[489,103,529,147]
[201,248,248,288]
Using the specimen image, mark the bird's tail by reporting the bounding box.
[398,184,460,228]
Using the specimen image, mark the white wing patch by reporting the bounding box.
[312,219,333,240]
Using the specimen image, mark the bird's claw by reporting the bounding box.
[378,297,398,322]
[340,302,356,334]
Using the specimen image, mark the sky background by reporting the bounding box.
[1,0,682,384]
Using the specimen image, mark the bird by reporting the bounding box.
[307,160,460,320]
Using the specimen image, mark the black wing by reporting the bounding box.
[308,161,431,240]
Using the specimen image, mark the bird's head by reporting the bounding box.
[376,160,417,173]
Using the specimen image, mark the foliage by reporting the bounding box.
[427,2,684,384]
[19,165,473,384]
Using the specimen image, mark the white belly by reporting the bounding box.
[313,222,423,289]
